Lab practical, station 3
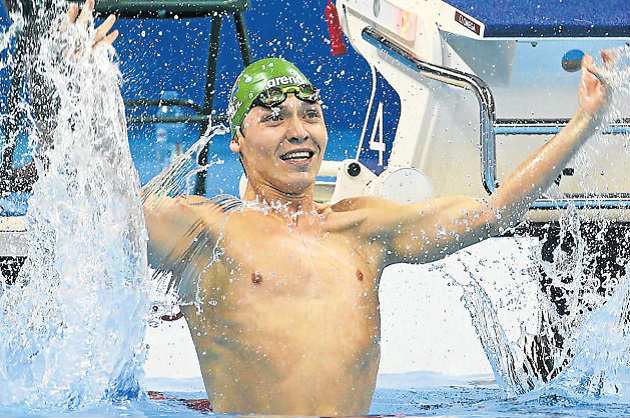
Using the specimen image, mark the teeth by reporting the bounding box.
[282,151,312,160]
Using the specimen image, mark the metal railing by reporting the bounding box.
[361,26,630,210]
[2,1,251,196]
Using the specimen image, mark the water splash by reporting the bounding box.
[440,258,529,397]
[142,123,229,322]
[446,46,630,401]
[142,123,228,207]
[532,276,630,402]
[0,3,148,409]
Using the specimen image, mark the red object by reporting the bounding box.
[182,399,213,411]
[148,391,213,412]
[325,0,347,56]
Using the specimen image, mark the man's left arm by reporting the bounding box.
[351,195,495,265]
[359,51,612,266]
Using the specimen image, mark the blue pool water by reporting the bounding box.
[3,374,628,417]
[370,387,630,417]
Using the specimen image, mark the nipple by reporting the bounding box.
[356,270,364,281]
[251,271,263,284]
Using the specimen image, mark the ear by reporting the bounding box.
[229,132,241,153]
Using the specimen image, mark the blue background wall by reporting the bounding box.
[0,0,371,205]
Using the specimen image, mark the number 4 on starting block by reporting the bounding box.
[368,102,386,166]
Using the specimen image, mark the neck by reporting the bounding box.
[243,181,318,224]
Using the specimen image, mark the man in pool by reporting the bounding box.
[69,2,611,415]
[146,60,612,415]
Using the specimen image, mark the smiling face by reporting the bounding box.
[229,94,328,196]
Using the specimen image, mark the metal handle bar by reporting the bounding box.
[495,118,630,136]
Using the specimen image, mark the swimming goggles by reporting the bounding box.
[252,84,321,108]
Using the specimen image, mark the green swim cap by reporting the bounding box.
[227,57,312,136]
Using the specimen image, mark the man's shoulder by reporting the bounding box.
[169,194,243,227]
[207,194,245,213]
[316,196,392,236]
[176,194,243,211]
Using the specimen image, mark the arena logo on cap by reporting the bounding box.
[266,75,305,88]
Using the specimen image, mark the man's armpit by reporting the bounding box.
[152,220,215,301]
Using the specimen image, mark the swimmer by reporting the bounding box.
[65,2,611,415]
[145,57,611,415]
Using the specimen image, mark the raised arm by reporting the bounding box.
[358,51,611,266]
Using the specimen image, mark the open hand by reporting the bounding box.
[578,50,614,119]
[64,0,119,51]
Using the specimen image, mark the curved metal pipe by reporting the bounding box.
[361,26,498,194]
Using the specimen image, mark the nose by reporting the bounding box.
[286,115,309,144]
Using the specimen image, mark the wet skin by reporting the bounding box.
[148,197,383,415]
[145,187,509,415]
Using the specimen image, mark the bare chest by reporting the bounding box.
[188,223,381,360]
[220,227,378,325]
[181,211,382,413]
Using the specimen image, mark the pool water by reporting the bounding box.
[145,385,630,417]
[135,364,630,417]
[4,374,628,417]
[371,386,630,417]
